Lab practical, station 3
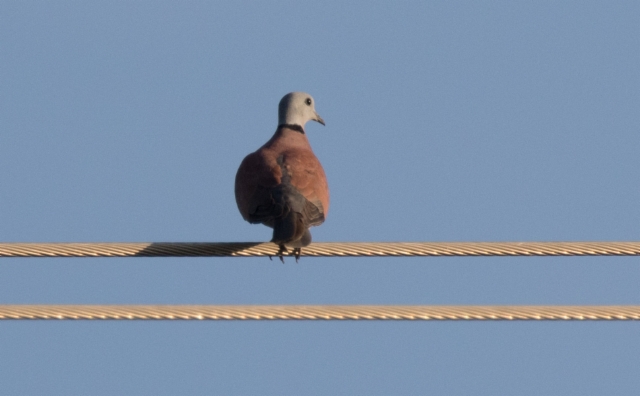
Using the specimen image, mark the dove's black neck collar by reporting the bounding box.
[278,124,305,134]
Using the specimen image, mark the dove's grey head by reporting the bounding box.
[278,92,325,128]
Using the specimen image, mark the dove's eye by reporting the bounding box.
[305,98,312,106]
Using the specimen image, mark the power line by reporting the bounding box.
[0,305,638,320]
[1,241,639,257]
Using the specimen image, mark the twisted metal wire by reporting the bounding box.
[1,241,640,258]
[0,305,638,320]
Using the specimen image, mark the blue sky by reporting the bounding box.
[1,1,639,394]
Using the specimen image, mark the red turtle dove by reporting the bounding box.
[235,92,329,262]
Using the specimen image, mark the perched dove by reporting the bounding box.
[235,92,329,262]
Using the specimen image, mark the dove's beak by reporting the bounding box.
[314,113,325,126]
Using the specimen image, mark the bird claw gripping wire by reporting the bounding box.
[268,245,301,263]
[271,244,287,263]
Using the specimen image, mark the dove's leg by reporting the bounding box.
[275,244,288,263]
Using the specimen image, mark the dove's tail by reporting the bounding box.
[271,211,311,248]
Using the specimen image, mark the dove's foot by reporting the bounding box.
[275,244,288,263]
[293,248,301,263]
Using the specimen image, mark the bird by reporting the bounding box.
[235,92,329,262]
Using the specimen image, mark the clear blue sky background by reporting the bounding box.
[1,1,639,394]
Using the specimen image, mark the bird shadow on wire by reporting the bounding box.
[134,242,271,257]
